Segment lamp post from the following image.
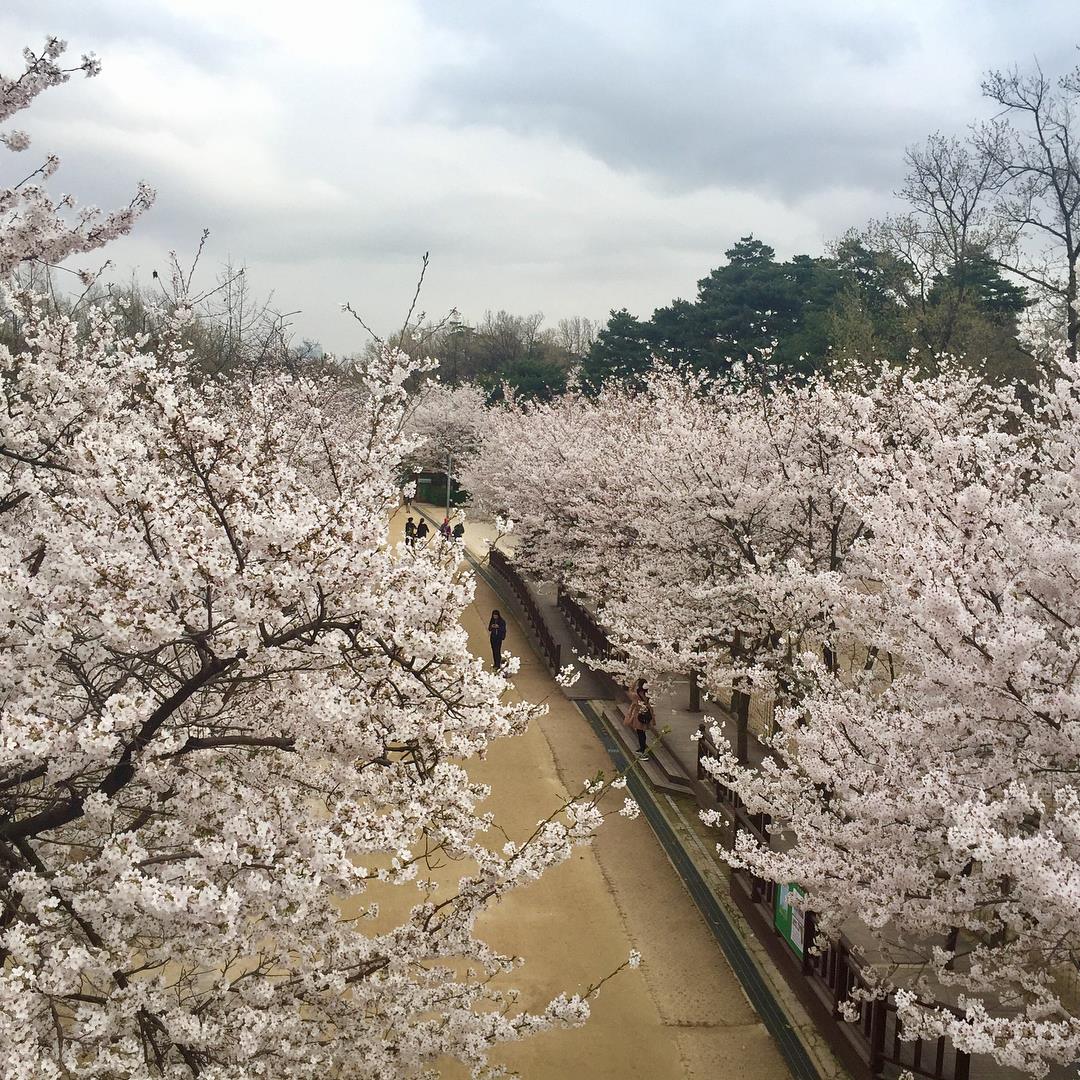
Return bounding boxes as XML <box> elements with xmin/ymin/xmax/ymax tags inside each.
<box><xmin>446</xmin><ymin>450</ymin><xmax>452</xmax><ymax>521</ymax></box>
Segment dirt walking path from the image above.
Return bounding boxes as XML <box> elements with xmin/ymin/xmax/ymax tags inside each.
<box><xmin>420</xmin><ymin>520</ymin><xmax>788</xmax><ymax>1079</ymax></box>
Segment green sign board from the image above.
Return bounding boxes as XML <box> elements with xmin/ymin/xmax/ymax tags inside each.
<box><xmin>774</xmin><ymin>883</ymin><xmax>808</xmax><ymax>958</ymax></box>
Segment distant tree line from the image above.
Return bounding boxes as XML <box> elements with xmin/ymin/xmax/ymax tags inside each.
<box><xmin>581</xmin><ymin>232</ymin><xmax>1034</xmax><ymax>390</ymax></box>
<box><xmin>419</xmin><ymin>51</ymin><xmax>1079</xmax><ymax>398</ymax></box>
<box><xmin>584</xmin><ymin>54</ymin><xmax>1080</xmax><ymax>392</ymax></box>
<box><xmin>392</xmin><ymin>311</ymin><xmax>599</xmax><ymax>400</ymax></box>
<box><xmin>3</xmin><ymin>248</ymin><xmax>332</xmax><ymax>383</ymax></box>
<box><xmin>19</xmin><ymin>51</ymin><xmax>1074</xmax><ymax>404</ymax></box>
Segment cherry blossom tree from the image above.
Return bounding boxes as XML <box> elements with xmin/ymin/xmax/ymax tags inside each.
<box><xmin>1</xmin><ymin>38</ymin><xmax>627</xmax><ymax>1079</ymax></box>
<box><xmin>402</xmin><ymin>379</ymin><xmax>489</xmax><ymax>479</ymax></box>
<box><xmin>471</xmin><ymin>351</ymin><xmax>1080</xmax><ymax>1075</ymax></box>
<box><xmin>1</xmin><ymin>37</ymin><xmax>153</xmax><ymax>284</ymax></box>
<box><xmin>709</xmin><ymin>357</ymin><xmax>1080</xmax><ymax>1077</ymax></box>
<box><xmin>464</xmin><ymin>387</ymin><xmax>616</xmax><ymax>580</ymax></box>
<box><xmin>467</xmin><ymin>366</ymin><xmax>888</xmax><ymax>741</ymax></box>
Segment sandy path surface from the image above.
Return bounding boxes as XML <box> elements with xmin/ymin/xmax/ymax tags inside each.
<box><xmin>401</xmin><ymin>514</ymin><xmax>787</xmax><ymax>1079</ymax></box>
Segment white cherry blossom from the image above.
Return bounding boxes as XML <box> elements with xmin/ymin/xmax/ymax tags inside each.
<box><xmin>0</xmin><ymin>37</ymin><xmax>625</xmax><ymax>1080</ymax></box>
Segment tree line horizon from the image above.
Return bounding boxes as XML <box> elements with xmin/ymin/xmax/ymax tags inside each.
<box><xmin>394</xmin><ymin>50</ymin><xmax>1079</xmax><ymax>399</ymax></box>
<box><xmin>11</xmin><ymin>50</ymin><xmax>1075</xmax><ymax>403</ymax></box>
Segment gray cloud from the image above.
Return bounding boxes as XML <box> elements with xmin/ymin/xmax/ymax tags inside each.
<box><xmin>413</xmin><ymin>3</ymin><xmax>922</xmax><ymax>198</ymax></box>
<box><xmin>415</xmin><ymin>1</ymin><xmax>1077</xmax><ymax>199</ymax></box>
<box><xmin>3</xmin><ymin>1</ymin><xmax>1079</xmax><ymax>351</ymax></box>
<box><xmin>3</xmin><ymin>0</ymin><xmax>240</xmax><ymax>73</ymax></box>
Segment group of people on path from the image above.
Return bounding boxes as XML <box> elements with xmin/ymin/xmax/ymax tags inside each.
<box><xmin>403</xmin><ymin>510</ymin><xmax>654</xmax><ymax>753</ymax></box>
<box><xmin>403</xmin><ymin>516</ymin><xmax>429</xmax><ymax>546</ymax></box>
<box><xmin>402</xmin><ymin>510</ymin><xmax>507</xmax><ymax>673</ymax></box>
<box><xmin>404</xmin><ymin>514</ymin><xmax>464</xmax><ymax>547</ymax></box>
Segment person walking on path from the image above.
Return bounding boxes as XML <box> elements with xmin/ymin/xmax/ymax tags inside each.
<box><xmin>404</xmin><ymin>517</ymin><xmax>416</xmax><ymax>547</ymax></box>
<box><xmin>488</xmin><ymin>609</ymin><xmax>507</xmax><ymax>670</ymax></box>
<box><xmin>415</xmin><ymin>519</ymin><xmax>430</xmax><ymax>545</ymax></box>
<box><xmin>452</xmin><ymin>521</ymin><xmax>465</xmax><ymax>540</ymax></box>
<box><xmin>623</xmin><ymin>678</ymin><xmax>655</xmax><ymax>754</ymax></box>
<box><xmin>440</xmin><ymin>515</ymin><xmax>452</xmax><ymax>539</ymax></box>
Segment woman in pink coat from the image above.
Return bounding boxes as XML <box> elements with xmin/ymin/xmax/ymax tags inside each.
<box><xmin>623</xmin><ymin>678</ymin><xmax>655</xmax><ymax>754</ymax></box>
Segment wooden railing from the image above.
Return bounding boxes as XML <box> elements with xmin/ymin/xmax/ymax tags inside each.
<box><xmin>698</xmin><ymin>725</ymin><xmax>973</xmax><ymax>1080</ymax></box>
<box><xmin>555</xmin><ymin>585</ymin><xmax>625</xmax><ymax>664</ymax></box>
<box><xmin>488</xmin><ymin>547</ymin><xmax>561</xmax><ymax>672</ymax></box>
<box><xmin>696</xmin><ymin>724</ymin><xmax>770</xmax><ymax>838</ymax></box>
<box><xmin>797</xmin><ymin>925</ymin><xmax>971</xmax><ymax>1080</ymax></box>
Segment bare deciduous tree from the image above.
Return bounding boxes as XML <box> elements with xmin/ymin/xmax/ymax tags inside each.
<box><xmin>899</xmin><ymin>57</ymin><xmax>1080</xmax><ymax>364</ymax></box>
<box><xmin>979</xmin><ymin>61</ymin><xmax>1080</xmax><ymax>361</ymax></box>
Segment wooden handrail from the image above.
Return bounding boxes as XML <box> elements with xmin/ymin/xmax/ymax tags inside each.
<box><xmin>556</xmin><ymin>585</ymin><xmax>627</xmax><ymax>666</ymax></box>
<box><xmin>488</xmin><ymin>548</ymin><xmax>561</xmax><ymax>671</ymax></box>
<box><xmin>699</xmin><ymin>722</ymin><xmax>973</xmax><ymax>1080</ymax></box>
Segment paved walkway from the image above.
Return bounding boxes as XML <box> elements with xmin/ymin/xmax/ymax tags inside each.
<box><xmin>419</xmin><ymin>507</ymin><xmax>731</xmax><ymax>794</ymax></box>
<box><xmin>395</xmin><ymin>506</ymin><xmax>791</xmax><ymax>1079</ymax></box>
<box><xmin>418</xmin><ymin>506</ymin><xmax>1067</xmax><ymax>1080</ymax></box>
<box><xmin>406</xmin><ymin>506</ymin><xmax>617</xmax><ymax>701</ymax></box>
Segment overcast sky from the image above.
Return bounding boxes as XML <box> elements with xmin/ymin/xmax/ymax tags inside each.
<box><xmin>4</xmin><ymin>1</ymin><xmax>1078</xmax><ymax>354</ymax></box>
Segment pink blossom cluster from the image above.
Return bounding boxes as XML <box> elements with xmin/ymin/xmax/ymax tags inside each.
<box><xmin>1</xmin><ymin>37</ymin><xmax>153</xmax><ymax>281</ymax></box>
<box><xmin>466</xmin><ymin>359</ymin><xmax>1080</xmax><ymax>1076</ymax></box>
<box><xmin>0</xmin><ymin>37</ymin><xmax>629</xmax><ymax>1079</ymax></box>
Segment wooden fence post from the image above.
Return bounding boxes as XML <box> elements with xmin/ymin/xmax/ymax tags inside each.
<box><xmin>868</xmin><ymin>998</ymin><xmax>886</xmax><ymax>1076</ymax></box>
<box><xmin>833</xmin><ymin>952</ymin><xmax>848</xmax><ymax>1019</ymax></box>
<box><xmin>801</xmin><ymin>912</ymin><xmax>815</xmax><ymax>975</ymax></box>
<box><xmin>954</xmin><ymin>1050</ymin><xmax>971</xmax><ymax>1080</ymax></box>
<box><xmin>734</xmin><ymin>687</ymin><xmax>750</xmax><ymax>765</ymax></box>
<box><xmin>689</xmin><ymin>669</ymin><xmax>701</xmax><ymax>712</ymax></box>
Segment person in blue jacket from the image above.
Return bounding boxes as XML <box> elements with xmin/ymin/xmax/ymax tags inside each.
<box><xmin>488</xmin><ymin>609</ymin><xmax>507</xmax><ymax>669</ymax></box>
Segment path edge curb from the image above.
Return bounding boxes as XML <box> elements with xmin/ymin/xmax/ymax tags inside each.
<box><xmin>419</xmin><ymin>505</ymin><xmax>838</xmax><ymax>1080</ymax></box>
<box><xmin>575</xmin><ymin>699</ymin><xmax>825</xmax><ymax>1080</ymax></box>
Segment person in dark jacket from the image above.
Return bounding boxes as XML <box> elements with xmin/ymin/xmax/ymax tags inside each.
<box><xmin>488</xmin><ymin>609</ymin><xmax>507</xmax><ymax>670</ymax></box>
<box><xmin>452</xmin><ymin>521</ymin><xmax>465</xmax><ymax>540</ymax></box>
<box><xmin>415</xmin><ymin>519</ymin><xmax>430</xmax><ymax>544</ymax></box>
<box><xmin>404</xmin><ymin>517</ymin><xmax>416</xmax><ymax>546</ymax></box>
